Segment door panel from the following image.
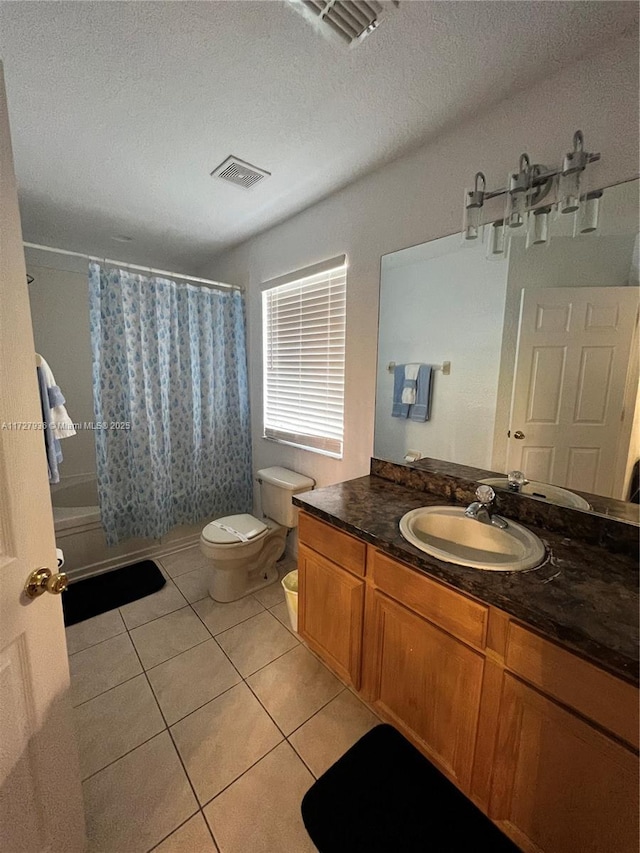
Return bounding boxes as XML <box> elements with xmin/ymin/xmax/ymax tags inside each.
<box><xmin>0</xmin><ymin>63</ymin><xmax>86</xmax><ymax>852</ymax></box>
<box><xmin>298</xmin><ymin>544</ymin><xmax>365</xmax><ymax>688</ymax></box>
<box><xmin>491</xmin><ymin>674</ymin><xmax>639</xmax><ymax>853</ymax></box>
<box><xmin>508</xmin><ymin>286</ymin><xmax>639</xmax><ymax>497</ymax></box>
<box><xmin>363</xmin><ymin>589</ymin><xmax>484</xmax><ymax>792</ymax></box>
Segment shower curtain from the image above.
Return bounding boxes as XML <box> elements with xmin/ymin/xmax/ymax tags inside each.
<box><xmin>89</xmin><ymin>263</ymin><xmax>252</xmax><ymax>545</ymax></box>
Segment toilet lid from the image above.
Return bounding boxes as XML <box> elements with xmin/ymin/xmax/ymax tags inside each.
<box><xmin>202</xmin><ymin>513</ymin><xmax>268</xmax><ymax>545</ymax></box>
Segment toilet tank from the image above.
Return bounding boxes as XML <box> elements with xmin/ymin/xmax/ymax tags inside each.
<box><xmin>257</xmin><ymin>467</ymin><xmax>315</xmax><ymax>528</ymax></box>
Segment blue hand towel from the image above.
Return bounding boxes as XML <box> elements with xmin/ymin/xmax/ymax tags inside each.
<box><xmin>392</xmin><ymin>364</ymin><xmax>410</xmax><ymax>418</ymax></box>
<box><xmin>37</xmin><ymin>365</ymin><xmax>62</xmax><ymax>484</ymax></box>
<box><xmin>409</xmin><ymin>364</ymin><xmax>433</xmax><ymax>422</ymax></box>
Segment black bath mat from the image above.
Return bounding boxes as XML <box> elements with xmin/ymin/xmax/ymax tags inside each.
<box><xmin>301</xmin><ymin>724</ymin><xmax>520</xmax><ymax>853</ymax></box>
<box><xmin>62</xmin><ymin>560</ymin><xmax>166</xmax><ymax>627</ymax></box>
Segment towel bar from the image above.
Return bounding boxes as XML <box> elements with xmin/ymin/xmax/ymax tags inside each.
<box><xmin>387</xmin><ymin>361</ymin><xmax>450</xmax><ymax>375</ymax></box>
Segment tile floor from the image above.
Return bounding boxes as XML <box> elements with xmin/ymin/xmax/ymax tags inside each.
<box><xmin>67</xmin><ymin>546</ymin><xmax>380</xmax><ymax>853</ymax></box>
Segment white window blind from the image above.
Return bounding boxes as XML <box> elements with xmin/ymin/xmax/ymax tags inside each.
<box><xmin>262</xmin><ymin>261</ymin><xmax>346</xmax><ymax>457</ymax></box>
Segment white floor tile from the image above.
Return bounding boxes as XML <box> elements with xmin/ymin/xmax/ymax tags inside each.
<box><xmin>171</xmin><ymin>682</ymin><xmax>282</xmax><ymax>805</ymax></box>
<box><xmin>204</xmin><ymin>742</ymin><xmax>315</xmax><ymax>853</ymax></box>
<box><xmin>147</xmin><ymin>638</ymin><xmax>241</xmax><ymax>725</ymax></box>
<box><xmin>192</xmin><ymin>595</ymin><xmax>264</xmax><ymax>636</ymax></box>
<box><xmin>130</xmin><ymin>606</ymin><xmax>210</xmax><ymax>669</ymax></box>
<box><xmin>152</xmin><ymin>813</ymin><xmax>218</xmax><ymax>852</ymax></box>
<box><xmin>216</xmin><ymin>611</ymin><xmax>298</xmax><ymax>677</ymax></box>
<box><xmin>269</xmin><ymin>600</ymin><xmax>297</xmax><ymax>635</ymax></box>
<box><xmin>160</xmin><ymin>547</ymin><xmax>211</xmax><ymax>578</ymax></box>
<box><xmin>247</xmin><ymin>645</ymin><xmax>343</xmax><ymax>735</ymax></box>
<box><xmin>65</xmin><ymin>609</ymin><xmax>126</xmax><ymax>655</ymax></box>
<box><xmin>120</xmin><ymin>580</ymin><xmax>187</xmax><ymax>630</ymax></box>
<box><xmin>173</xmin><ymin>567</ymin><xmax>210</xmax><ymax>603</ymax></box>
<box><xmin>69</xmin><ymin>633</ymin><xmax>142</xmax><ymax>707</ymax></box>
<box><xmin>252</xmin><ymin>577</ymin><xmax>285</xmax><ymax>609</ymax></box>
<box><xmin>74</xmin><ymin>674</ymin><xmax>165</xmax><ymax>779</ymax></box>
<box><xmin>288</xmin><ymin>689</ymin><xmax>379</xmax><ymax>777</ymax></box>
<box><xmin>83</xmin><ymin>731</ymin><xmax>197</xmax><ymax>853</ymax></box>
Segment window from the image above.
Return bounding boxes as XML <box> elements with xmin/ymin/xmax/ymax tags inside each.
<box><xmin>262</xmin><ymin>256</ymin><xmax>346</xmax><ymax>457</ymax></box>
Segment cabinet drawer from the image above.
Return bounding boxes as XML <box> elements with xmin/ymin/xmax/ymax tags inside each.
<box><xmin>505</xmin><ymin>622</ymin><xmax>639</xmax><ymax>749</ymax></box>
<box><xmin>298</xmin><ymin>512</ymin><xmax>366</xmax><ymax>577</ymax></box>
<box><xmin>370</xmin><ymin>549</ymin><xmax>488</xmax><ymax>649</ymax></box>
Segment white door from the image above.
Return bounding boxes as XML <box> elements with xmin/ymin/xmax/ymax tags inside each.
<box><xmin>0</xmin><ymin>64</ymin><xmax>86</xmax><ymax>851</ymax></box>
<box><xmin>507</xmin><ymin>286</ymin><xmax>639</xmax><ymax>498</ymax></box>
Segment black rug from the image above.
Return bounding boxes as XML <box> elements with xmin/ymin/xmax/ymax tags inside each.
<box><xmin>301</xmin><ymin>724</ymin><xmax>520</xmax><ymax>853</ymax></box>
<box><xmin>62</xmin><ymin>560</ymin><xmax>166</xmax><ymax>627</ymax></box>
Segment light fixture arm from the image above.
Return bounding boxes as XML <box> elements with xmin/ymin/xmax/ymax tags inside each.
<box><xmin>478</xmin><ymin>131</ymin><xmax>600</xmax><ymax>203</ymax></box>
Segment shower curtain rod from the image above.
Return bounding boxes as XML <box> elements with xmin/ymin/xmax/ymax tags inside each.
<box><xmin>23</xmin><ymin>242</ymin><xmax>242</xmax><ymax>292</ymax></box>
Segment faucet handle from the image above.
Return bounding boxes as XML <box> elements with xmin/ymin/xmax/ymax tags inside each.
<box><xmin>507</xmin><ymin>470</ymin><xmax>528</xmax><ymax>489</ymax></box>
<box><xmin>475</xmin><ymin>484</ymin><xmax>495</xmax><ymax>505</ymax></box>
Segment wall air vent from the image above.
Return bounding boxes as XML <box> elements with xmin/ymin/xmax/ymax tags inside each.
<box><xmin>287</xmin><ymin>0</ymin><xmax>399</xmax><ymax>47</ymax></box>
<box><xmin>210</xmin><ymin>156</ymin><xmax>271</xmax><ymax>190</ymax></box>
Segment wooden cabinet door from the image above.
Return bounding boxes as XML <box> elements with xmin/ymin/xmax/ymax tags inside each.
<box><xmin>363</xmin><ymin>589</ymin><xmax>484</xmax><ymax>792</ymax></box>
<box><xmin>490</xmin><ymin>673</ymin><xmax>639</xmax><ymax>853</ymax></box>
<box><xmin>298</xmin><ymin>544</ymin><xmax>365</xmax><ymax>688</ymax></box>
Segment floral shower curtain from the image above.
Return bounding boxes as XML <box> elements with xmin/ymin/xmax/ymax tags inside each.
<box><xmin>89</xmin><ymin>263</ymin><xmax>252</xmax><ymax>545</ymax></box>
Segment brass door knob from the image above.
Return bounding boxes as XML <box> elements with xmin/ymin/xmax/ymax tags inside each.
<box><xmin>514</xmin><ymin>431</ymin><xmax>526</xmax><ymax>440</ymax></box>
<box><xmin>25</xmin><ymin>567</ymin><xmax>69</xmax><ymax>599</ymax></box>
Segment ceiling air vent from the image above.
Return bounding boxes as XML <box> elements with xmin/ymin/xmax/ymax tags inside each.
<box><xmin>288</xmin><ymin>0</ymin><xmax>399</xmax><ymax>47</ymax></box>
<box><xmin>210</xmin><ymin>156</ymin><xmax>271</xmax><ymax>190</ymax></box>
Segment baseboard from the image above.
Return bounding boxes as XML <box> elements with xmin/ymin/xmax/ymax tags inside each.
<box><xmin>65</xmin><ymin>532</ymin><xmax>201</xmax><ymax>582</ymax></box>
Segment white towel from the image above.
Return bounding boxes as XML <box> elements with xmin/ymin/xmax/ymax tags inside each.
<box><xmin>39</xmin><ymin>357</ymin><xmax>76</xmax><ymax>440</ymax></box>
<box><xmin>401</xmin><ymin>363</ymin><xmax>420</xmax><ymax>404</ymax></box>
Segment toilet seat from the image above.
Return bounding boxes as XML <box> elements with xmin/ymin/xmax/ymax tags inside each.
<box><xmin>201</xmin><ymin>513</ymin><xmax>268</xmax><ymax>547</ymax></box>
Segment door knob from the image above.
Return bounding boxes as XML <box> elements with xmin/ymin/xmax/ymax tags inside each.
<box><xmin>514</xmin><ymin>431</ymin><xmax>526</xmax><ymax>440</ymax></box>
<box><xmin>25</xmin><ymin>567</ymin><xmax>69</xmax><ymax>599</ymax></box>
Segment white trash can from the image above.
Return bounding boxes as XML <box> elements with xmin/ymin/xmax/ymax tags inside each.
<box><xmin>281</xmin><ymin>570</ymin><xmax>299</xmax><ymax>633</ymax></box>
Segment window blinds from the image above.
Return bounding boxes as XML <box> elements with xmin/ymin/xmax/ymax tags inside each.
<box><xmin>262</xmin><ymin>263</ymin><xmax>346</xmax><ymax>457</ymax></box>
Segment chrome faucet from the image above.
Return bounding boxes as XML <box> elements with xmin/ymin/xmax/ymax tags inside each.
<box><xmin>507</xmin><ymin>470</ymin><xmax>529</xmax><ymax>493</ymax></box>
<box><xmin>465</xmin><ymin>485</ymin><xmax>508</xmax><ymax>529</ymax></box>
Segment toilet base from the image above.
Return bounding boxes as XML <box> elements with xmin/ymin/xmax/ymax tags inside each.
<box><xmin>209</xmin><ymin>562</ymin><xmax>280</xmax><ymax>603</ymax></box>
<box><xmin>205</xmin><ymin>523</ymin><xmax>288</xmax><ymax>603</ymax></box>
<box><xmin>243</xmin><ymin>564</ymin><xmax>279</xmax><ymax>599</ymax></box>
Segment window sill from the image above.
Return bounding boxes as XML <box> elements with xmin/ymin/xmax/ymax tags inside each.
<box><xmin>262</xmin><ymin>435</ymin><xmax>343</xmax><ymax>460</ymax></box>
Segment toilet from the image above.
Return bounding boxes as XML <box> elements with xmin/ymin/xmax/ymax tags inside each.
<box><xmin>200</xmin><ymin>466</ymin><xmax>315</xmax><ymax>602</ymax></box>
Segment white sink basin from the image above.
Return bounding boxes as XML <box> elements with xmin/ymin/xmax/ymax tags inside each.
<box><xmin>478</xmin><ymin>478</ymin><xmax>591</xmax><ymax>511</ymax></box>
<box><xmin>399</xmin><ymin>506</ymin><xmax>546</xmax><ymax>572</ymax></box>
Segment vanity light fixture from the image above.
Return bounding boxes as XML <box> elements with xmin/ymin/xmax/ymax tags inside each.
<box><xmin>486</xmin><ymin>218</ymin><xmax>506</xmax><ymax>259</ymax></box>
<box><xmin>461</xmin><ymin>130</ymin><xmax>600</xmax><ymax>253</ymax></box>
<box><xmin>557</xmin><ymin>130</ymin><xmax>590</xmax><ymax>215</ymax></box>
<box><xmin>575</xmin><ymin>189</ymin><xmax>603</xmax><ymax>235</ymax></box>
<box><xmin>526</xmin><ymin>205</ymin><xmax>552</xmax><ymax>248</ymax></box>
<box><xmin>462</xmin><ymin>171</ymin><xmax>486</xmax><ymax>241</ymax></box>
<box><xmin>505</xmin><ymin>154</ymin><xmax>531</xmax><ymax>230</ymax></box>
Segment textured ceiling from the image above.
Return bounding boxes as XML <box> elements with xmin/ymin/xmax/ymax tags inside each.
<box><xmin>0</xmin><ymin>1</ymin><xmax>637</xmax><ymax>273</ymax></box>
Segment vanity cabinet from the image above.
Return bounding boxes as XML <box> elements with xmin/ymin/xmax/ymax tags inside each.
<box><xmin>490</xmin><ymin>673</ymin><xmax>638</xmax><ymax>853</ymax></box>
<box><xmin>363</xmin><ymin>588</ymin><xmax>484</xmax><ymax>792</ymax></box>
<box><xmin>297</xmin><ymin>513</ymin><xmax>366</xmax><ymax>688</ymax></box>
<box><xmin>297</xmin><ymin>511</ymin><xmax>639</xmax><ymax>853</ymax></box>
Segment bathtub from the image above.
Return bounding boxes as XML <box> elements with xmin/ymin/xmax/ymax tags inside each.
<box><xmin>51</xmin><ymin>475</ymin><xmax>100</xmax><ymax>531</ymax></box>
<box><xmin>51</xmin><ymin>474</ymin><xmax>203</xmax><ymax>581</ymax></box>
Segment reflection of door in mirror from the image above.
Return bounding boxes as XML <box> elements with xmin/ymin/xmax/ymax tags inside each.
<box><xmin>506</xmin><ymin>287</ymin><xmax>639</xmax><ymax>500</ymax></box>
<box><xmin>375</xmin><ymin>177</ymin><xmax>640</xmax><ymax>514</ymax></box>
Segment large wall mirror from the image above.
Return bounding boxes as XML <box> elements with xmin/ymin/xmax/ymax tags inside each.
<box><xmin>375</xmin><ymin>178</ymin><xmax>639</xmax><ymax>521</ymax></box>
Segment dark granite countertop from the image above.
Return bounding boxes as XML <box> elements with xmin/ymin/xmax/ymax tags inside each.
<box><xmin>294</xmin><ymin>475</ymin><xmax>639</xmax><ymax>686</ymax></box>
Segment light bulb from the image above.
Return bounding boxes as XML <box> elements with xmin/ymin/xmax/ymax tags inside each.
<box><xmin>574</xmin><ymin>190</ymin><xmax>603</xmax><ymax>235</ymax></box>
<box><xmin>486</xmin><ymin>219</ymin><xmax>507</xmax><ymax>259</ymax></box>
<box><xmin>526</xmin><ymin>206</ymin><xmax>551</xmax><ymax>248</ymax></box>
<box><xmin>462</xmin><ymin>172</ymin><xmax>486</xmax><ymax>242</ymax></box>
